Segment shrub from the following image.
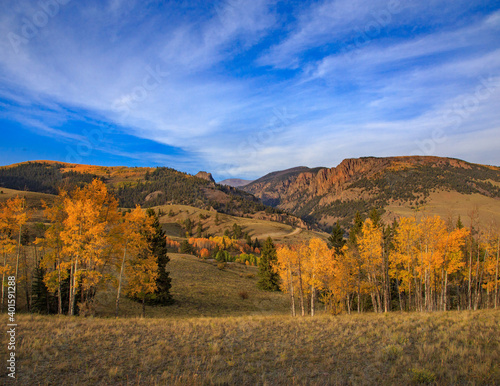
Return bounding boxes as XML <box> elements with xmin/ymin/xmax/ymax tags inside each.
<box><xmin>217</xmin><ymin>262</ymin><xmax>226</xmax><ymax>270</ymax></box>
<box><xmin>410</xmin><ymin>368</ymin><xmax>436</xmax><ymax>384</ymax></box>
<box><xmin>238</xmin><ymin>291</ymin><xmax>249</xmax><ymax>300</ymax></box>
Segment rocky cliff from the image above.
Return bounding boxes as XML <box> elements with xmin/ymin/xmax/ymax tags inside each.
<box><xmin>243</xmin><ymin>156</ymin><xmax>500</xmax><ymax>229</ymax></box>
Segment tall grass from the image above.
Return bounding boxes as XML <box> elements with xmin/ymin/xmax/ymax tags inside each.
<box><xmin>2</xmin><ymin>310</ymin><xmax>498</xmax><ymax>385</ymax></box>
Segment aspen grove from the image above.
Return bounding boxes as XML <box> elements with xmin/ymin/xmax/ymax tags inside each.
<box><xmin>274</xmin><ymin>213</ymin><xmax>499</xmax><ymax>315</ymax></box>
<box><xmin>0</xmin><ymin>180</ymin><xmax>167</xmax><ymax>316</ymax></box>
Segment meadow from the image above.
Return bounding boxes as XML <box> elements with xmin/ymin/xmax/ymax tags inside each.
<box><xmin>2</xmin><ymin>253</ymin><xmax>499</xmax><ymax>385</ymax></box>
<box><xmin>3</xmin><ymin>310</ymin><xmax>499</xmax><ymax>385</ymax></box>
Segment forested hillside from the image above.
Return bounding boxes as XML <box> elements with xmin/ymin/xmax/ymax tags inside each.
<box><xmin>0</xmin><ymin>162</ymin><xmax>103</xmax><ymax>194</ymax></box>
<box><xmin>0</xmin><ymin>161</ymin><xmax>302</xmax><ymax>224</ymax></box>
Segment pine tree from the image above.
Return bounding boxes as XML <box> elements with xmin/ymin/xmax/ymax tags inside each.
<box><xmin>31</xmin><ymin>265</ymin><xmax>51</xmax><ymax>314</ymax></box>
<box><xmin>348</xmin><ymin>211</ymin><xmax>364</xmax><ymax>245</ymax></box>
<box><xmin>369</xmin><ymin>208</ymin><xmax>382</xmax><ymax>228</ymax></box>
<box><xmin>328</xmin><ymin>221</ymin><xmax>346</xmax><ymax>254</ymax></box>
<box><xmin>196</xmin><ymin>223</ymin><xmax>203</xmax><ymax>238</ymax></box>
<box><xmin>145</xmin><ymin>209</ymin><xmax>172</xmax><ymax>305</ymax></box>
<box><xmin>257</xmin><ymin>237</ymin><xmax>280</xmax><ymax>291</ymax></box>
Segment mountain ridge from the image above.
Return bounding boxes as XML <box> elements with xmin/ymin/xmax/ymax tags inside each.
<box><xmin>242</xmin><ymin>156</ymin><xmax>500</xmax><ymax>229</ymax></box>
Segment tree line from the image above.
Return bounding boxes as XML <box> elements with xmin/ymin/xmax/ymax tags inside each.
<box><xmin>269</xmin><ymin>210</ymin><xmax>499</xmax><ymax>315</ymax></box>
<box><xmin>0</xmin><ymin>179</ymin><xmax>171</xmax><ymax>317</ymax></box>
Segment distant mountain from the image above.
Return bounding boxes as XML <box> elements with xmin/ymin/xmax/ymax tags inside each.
<box><xmin>0</xmin><ymin>161</ymin><xmax>306</xmax><ymax>228</ymax></box>
<box><xmin>219</xmin><ymin>178</ymin><xmax>254</xmax><ymax>188</ymax></box>
<box><xmin>243</xmin><ymin>156</ymin><xmax>500</xmax><ymax>230</ymax></box>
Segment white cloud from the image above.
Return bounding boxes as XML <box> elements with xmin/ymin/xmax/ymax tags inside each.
<box><xmin>0</xmin><ymin>0</ymin><xmax>499</xmax><ymax>179</ymax></box>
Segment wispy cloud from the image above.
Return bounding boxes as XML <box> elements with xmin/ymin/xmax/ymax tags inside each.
<box><xmin>0</xmin><ymin>0</ymin><xmax>499</xmax><ymax>179</ymax></box>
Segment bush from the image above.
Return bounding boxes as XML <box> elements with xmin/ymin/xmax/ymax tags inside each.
<box><xmin>410</xmin><ymin>368</ymin><xmax>436</xmax><ymax>384</ymax></box>
<box><xmin>217</xmin><ymin>262</ymin><xmax>226</xmax><ymax>270</ymax></box>
<box><xmin>238</xmin><ymin>291</ymin><xmax>249</xmax><ymax>300</ymax></box>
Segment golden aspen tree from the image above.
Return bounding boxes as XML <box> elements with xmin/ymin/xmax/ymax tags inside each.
<box><xmin>339</xmin><ymin>244</ymin><xmax>361</xmax><ymax>314</ymax></box>
<box><xmin>321</xmin><ymin>246</ymin><xmax>353</xmax><ymax>315</ymax></box>
<box><xmin>274</xmin><ymin>245</ymin><xmax>297</xmax><ymax>316</ymax></box>
<box><xmin>417</xmin><ymin>216</ymin><xmax>447</xmax><ymax>311</ymax></box>
<box><xmin>305</xmin><ymin>238</ymin><xmax>330</xmax><ymax>317</ymax></box>
<box><xmin>359</xmin><ymin>219</ymin><xmax>384</xmax><ymax>312</ymax></box>
<box><xmin>441</xmin><ymin>227</ymin><xmax>468</xmax><ymax>310</ymax></box>
<box><xmin>61</xmin><ymin>179</ymin><xmax>119</xmax><ymax>315</ymax></box>
<box><xmin>126</xmin><ymin>252</ymin><xmax>158</xmax><ymax>317</ymax></box>
<box><xmin>479</xmin><ymin>226</ymin><xmax>498</xmax><ymax>309</ymax></box>
<box><xmin>37</xmin><ymin>196</ymin><xmax>68</xmax><ymax>314</ymax></box>
<box><xmin>4</xmin><ymin>196</ymin><xmax>29</xmax><ymax>283</ymax></box>
<box><xmin>115</xmin><ymin>206</ymin><xmax>153</xmax><ymax>317</ymax></box>
<box><xmin>0</xmin><ymin>202</ymin><xmax>16</xmax><ymax>313</ymax></box>
<box><xmin>389</xmin><ymin>217</ymin><xmax>420</xmax><ymax>311</ymax></box>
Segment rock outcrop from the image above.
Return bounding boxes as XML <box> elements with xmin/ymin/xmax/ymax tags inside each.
<box><xmin>195</xmin><ymin>171</ymin><xmax>215</xmax><ymax>183</ymax></box>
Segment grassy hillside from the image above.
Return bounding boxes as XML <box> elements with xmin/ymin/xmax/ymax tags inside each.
<box><xmin>154</xmin><ymin>204</ymin><xmax>328</xmax><ymax>245</ymax></box>
<box><xmin>6</xmin><ymin>310</ymin><xmax>499</xmax><ymax>384</ymax></box>
<box><xmin>384</xmin><ymin>190</ymin><xmax>500</xmax><ymax>226</ymax></box>
<box><xmin>95</xmin><ymin>253</ymin><xmax>291</xmax><ymax>318</ymax></box>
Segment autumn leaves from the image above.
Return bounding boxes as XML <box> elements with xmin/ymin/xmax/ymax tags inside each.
<box><xmin>0</xmin><ymin>180</ymin><xmax>161</xmax><ymax>317</ymax></box>
<box><xmin>275</xmin><ymin>215</ymin><xmax>499</xmax><ymax>315</ymax></box>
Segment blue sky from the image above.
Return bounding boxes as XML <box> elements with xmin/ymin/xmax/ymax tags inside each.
<box><xmin>1</xmin><ymin>0</ymin><xmax>499</xmax><ymax>181</ymax></box>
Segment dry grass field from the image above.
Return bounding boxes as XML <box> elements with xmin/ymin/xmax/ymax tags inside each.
<box><xmin>2</xmin><ymin>310</ymin><xmax>498</xmax><ymax>385</ymax></box>
<box><xmin>2</xmin><ymin>253</ymin><xmax>499</xmax><ymax>385</ymax></box>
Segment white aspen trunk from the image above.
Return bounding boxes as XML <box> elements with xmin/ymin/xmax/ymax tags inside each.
<box><xmin>115</xmin><ymin>242</ymin><xmax>127</xmax><ymax>317</ymax></box>
<box><xmin>15</xmin><ymin>224</ymin><xmax>22</xmax><ymax>281</ymax></box>
<box><xmin>297</xmin><ymin>254</ymin><xmax>305</xmax><ymax>316</ymax></box>
<box><xmin>70</xmin><ymin>258</ymin><xmax>78</xmax><ymax>316</ymax></box>
<box><xmin>396</xmin><ymin>277</ymin><xmax>403</xmax><ymax>312</ymax></box>
<box><xmin>474</xmin><ymin>250</ymin><xmax>485</xmax><ymax>310</ymax></box>
<box><xmin>287</xmin><ymin>260</ymin><xmax>296</xmax><ymax>317</ymax></box>
<box><xmin>68</xmin><ymin>259</ymin><xmax>74</xmax><ymax>316</ymax></box>
<box><xmin>443</xmin><ymin>271</ymin><xmax>448</xmax><ymax>311</ymax></box>
<box><xmin>495</xmin><ymin>238</ymin><xmax>499</xmax><ymax>309</ymax></box>
<box><xmin>473</xmin><ymin>249</ymin><xmax>481</xmax><ymax>311</ymax></box>
<box><xmin>408</xmin><ymin>262</ymin><xmax>412</xmax><ymax>312</ymax></box>
<box><xmin>310</xmin><ymin>286</ymin><xmax>315</xmax><ymax>317</ymax></box>
<box><xmin>57</xmin><ymin>257</ymin><xmax>62</xmax><ymax>315</ymax></box>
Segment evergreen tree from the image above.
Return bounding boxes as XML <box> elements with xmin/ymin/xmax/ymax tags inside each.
<box><xmin>348</xmin><ymin>211</ymin><xmax>364</xmax><ymax>245</ymax></box>
<box><xmin>31</xmin><ymin>263</ymin><xmax>51</xmax><ymax>314</ymax></box>
<box><xmin>180</xmin><ymin>240</ymin><xmax>192</xmax><ymax>254</ymax></box>
<box><xmin>196</xmin><ymin>222</ymin><xmax>203</xmax><ymax>238</ymax></box>
<box><xmin>328</xmin><ymin>221</ymin><xmax>346</xmax><ymax>254</ymax></box>
<box><xmin>232</xmin><ymin>223</ymin><xmax>243</xmax><ymax>239</ymax></box>
<box><xmin>245</xmin><ymin>233</ymin><xmax>252</xmax><ymax>247</ymax></box>
<box><xmin>144</xmin><ymin>209</ymin><xmax>173</xmax><ymax>305</ymax></box>
<box><xmin>369</xmin><ymin>208</ymin><xmax>382</xmax><ymax>228</ymax></box>
<box><xmin>257</xmin><ymin>237</ymin><xmax>280</xmax><ymax>291</ymax></box>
